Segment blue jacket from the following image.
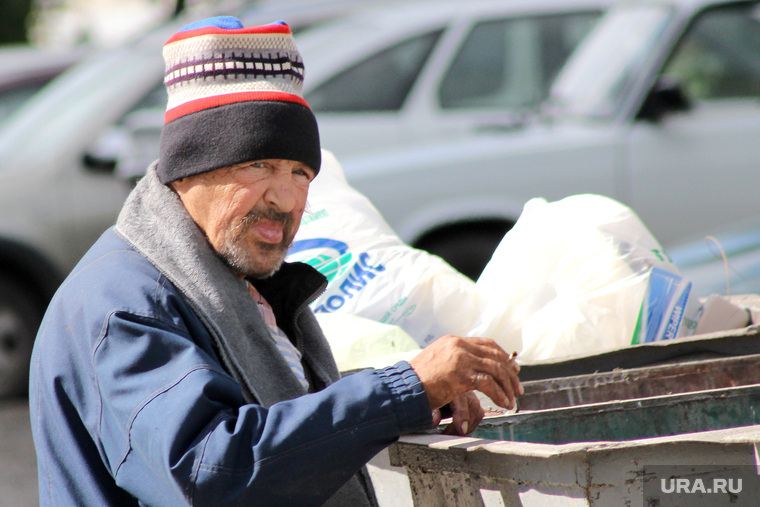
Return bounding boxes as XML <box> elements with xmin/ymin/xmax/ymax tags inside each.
<box><xmin>29</xmin><ymin>229</ymin><xmax>433</xmax><ymax>506</ymax></box>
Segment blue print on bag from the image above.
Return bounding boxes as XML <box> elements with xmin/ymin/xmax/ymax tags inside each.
<box><xmin>288</xmin><ymin>238</ymin><xmax>386</xmax><ymax>312</ymax></box>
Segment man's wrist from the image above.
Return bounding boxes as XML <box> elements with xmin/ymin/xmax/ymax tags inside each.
<box><xmin>375</xmin><ymin>361</ymin><xmax>433</xmax><ymax>433</ymax></box>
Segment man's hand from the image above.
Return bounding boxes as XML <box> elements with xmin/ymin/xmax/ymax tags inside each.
<box><xmin>409</xmin><ymin>335</ymin><xmax>522</xmax><ymax>432</ymax></box>
<box><xmin>433</xmin><ymin>391</ymin><xmax>484</xmax><ymax>436</ymax></box>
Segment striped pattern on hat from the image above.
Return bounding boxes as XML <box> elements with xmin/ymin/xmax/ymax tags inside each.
<box><xmin>157</xmin><ymin>17</ymin><xmax>321</xmax><ymax>184</ymax></box>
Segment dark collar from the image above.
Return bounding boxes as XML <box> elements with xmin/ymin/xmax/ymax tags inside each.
<box><xmin>249</xmin><ymin>261</ymin><xmax>327</xmax><ymax>339</ymax></box>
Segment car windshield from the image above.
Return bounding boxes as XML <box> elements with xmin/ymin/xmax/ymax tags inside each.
<box><xmin>548</xmin><ymin>3</ymin><xmax>675</xmax><ymax>120</ymax></box>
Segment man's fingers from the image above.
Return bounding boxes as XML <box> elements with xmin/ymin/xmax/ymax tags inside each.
<box><xmin>410</xmin><ymin>335</ymin><xmax>523</xmax><ymax>412</ymax></box>
<box><xmin>451</xmin><ymin>393</ymin><xmax>471</xmax><ymax>435</ymax></box>
<box><xmin>513</xmin><ymin>371</ymin><xmax>524</xmax><ymax>397</ymax></box>
<box><xmin>442</xmin><ymin>392</ymin><xmax>484</xmax><ymax>435</ymax></box>
<box><xmin>432</xmin><ymin>408</ymin><xmax>442</xmax><ymax>427</ymax></box>
<box><xmin>467</xmin><ymin>391</ymin><xmax>485</xmax><ymax>429</ymax></box>
<box><xmin>471</xmin><ymin>355</ymin><xmax>522</xmax><ymax>410</ymax></box>
<box><xmin>473</xmin><ymin>371</ymin><xmax>513</xmax><ymax>410</ymax></box>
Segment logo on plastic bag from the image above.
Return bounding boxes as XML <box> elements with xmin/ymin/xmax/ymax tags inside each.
<box><xmin>288</xmin><ymin>238</ymin><xmax>386</xmax><ymax>313</ymax></box>
<box><xmin>289</xmin><ymin>238</ymin><xmax>353</xmax><ymax>283</ymax></box>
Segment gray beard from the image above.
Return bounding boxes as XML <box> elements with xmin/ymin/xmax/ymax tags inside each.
<box><xmin>216</xmin><ymin>207</ymin><xmax>294</xmax><ymax>279</ymax></box>
<box><xmin>217</xmin><ymin>240</ymin><xmax>288</xmax><ymax>279</ymax></box>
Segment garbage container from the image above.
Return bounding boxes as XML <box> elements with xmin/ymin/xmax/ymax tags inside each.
<box><xmin>390</xmin><ymin>323</ymin><xmax>760</xmax><ymax>506</ymax></box>
<box><xmin>391</xmin><ymin>426</ymin><xmax>760</xmax><ymax>506</ymax></box>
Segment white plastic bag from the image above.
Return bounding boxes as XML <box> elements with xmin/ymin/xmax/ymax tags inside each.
<box><xmin>469</xmin><ymin>195</ymin><xmax>695</xmax><ymax>361</ymax></box>
<box><xmin>286</xmin><ymin>150</ymin><xmax>486</xmax><ymax>348</ymax></box>
<box><xmin>314</xmin><ymin>313</ymin><xmax>421</xmax><ymax>372</ymax></box>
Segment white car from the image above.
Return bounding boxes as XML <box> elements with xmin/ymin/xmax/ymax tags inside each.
<box><xmin>337</xmin><ymin>0</ymin><xmax>760</xmax><ymax>279</ymax></box>
<box><xmin>298</xmin><ymin>0</ymin><xmax>608</xmax><ymax>160</ymax></box>
<box><xmin>0</xmin><ymin>0</ymin><xmax>610</xmax><ymax>397</ymax></box>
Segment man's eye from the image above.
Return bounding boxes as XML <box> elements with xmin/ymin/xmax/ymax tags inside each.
<box><xmin>250</xmin><ymin>162</ymin><xmax>266</xmax><ymax>169</ymax></box>
<box><xmin>294</xmin><ymin>168</ymin><xmax>313</xmax><ymax>180</ymax></box>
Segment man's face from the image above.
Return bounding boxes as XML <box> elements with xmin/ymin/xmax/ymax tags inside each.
<box><xmin>171</xmin><ymin>159</ymin><xmax>315</xmax><ymax>278</ymax></box>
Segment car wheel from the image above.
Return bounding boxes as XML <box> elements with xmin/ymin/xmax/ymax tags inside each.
<box><xmin>0</xmin><ymin>278</ymin><xmax>43</xmax><ymax>398</ymax></box>
<box><xmin>419</xmin><ymin>229</ymin><xmax>506</xmax><ymax>281</ymax></box>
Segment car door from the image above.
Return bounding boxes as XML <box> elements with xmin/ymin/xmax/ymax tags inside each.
<box><xmin>307</xmin><ymin>8</ymin><xmax>603</xmax><ymax>162</ymax></box>
<box><xmin>420</xmin><ymin>11</ymin><xmax>601</xmax><ymax>142</ymax></box>
<box><xmin>625</xmin><ymin>1</ymin><xmax>760</xmax><ymax>246</ymax></box>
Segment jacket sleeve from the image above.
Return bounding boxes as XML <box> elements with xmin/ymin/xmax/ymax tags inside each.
<box><xmin>93</xmin><ymin>310</ymin><xmax>433</xmax><ymax>506</ymax></box>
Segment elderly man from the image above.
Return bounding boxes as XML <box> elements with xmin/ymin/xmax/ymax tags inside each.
<box><xmin>29</xmin><ymin>16</ymin><xmax>521</xmax><ymax>506</ymax></box>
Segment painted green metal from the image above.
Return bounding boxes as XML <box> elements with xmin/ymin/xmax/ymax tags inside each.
<box><xmin>474</xmin><ymin>383</ymin><xmax>760</xmax><ymax>444</ymax></box>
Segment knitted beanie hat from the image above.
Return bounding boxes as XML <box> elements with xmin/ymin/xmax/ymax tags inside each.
<box><xmin>157</xmin><ymin>16</ymin><xmax>321</xmax><ymax>184</ymax></box>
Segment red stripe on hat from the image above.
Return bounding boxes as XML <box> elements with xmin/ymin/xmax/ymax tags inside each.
<box><xmin>164</xmin><ymin>91</ymin><xmax>310</xmax><ymax>124</ymax></box>
<box><xmin>165</xmin><ymin>23</ymin><xmax>291</xmax><ymax>45</ymax></box>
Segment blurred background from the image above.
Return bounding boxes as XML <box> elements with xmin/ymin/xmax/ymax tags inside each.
<box><xmin>9</xmin><ymin>0</ymin><xmax>239</xmax><ymax>47</ymax></box>
<box><xmin>1</xmin><ymin>0</ymin><xmax>759</xmax><ymax>504</ymax></box>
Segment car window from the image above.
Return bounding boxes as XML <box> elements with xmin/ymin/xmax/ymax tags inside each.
<box><xmin>439</xmin><ymin>12</ymin><xmax>600</xmax><ymax>111</ymax></box>
<box><xmin>549</xmin><ymin>4</ymin><xmax>674</xmax><ymax>120</ymax></box>
<box><xmin>306</xmin><ymin>30</ymin><xmax>443</xmax><ymax>112</ymax></box>
<box><xmin>661</xmin><ymin>2</ymin><xmax>760</xmax><ymax>101</ymax></box>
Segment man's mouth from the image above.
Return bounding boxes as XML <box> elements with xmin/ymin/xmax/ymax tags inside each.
<box><xmin>253</xmin><ymin>220</ymin><xmax>284</xmax><ymax>244</ymax></box>
<box><xmin>238</xmin><ymin>207</ymin><xmax>293</xmax><ymax>246</ymax></box>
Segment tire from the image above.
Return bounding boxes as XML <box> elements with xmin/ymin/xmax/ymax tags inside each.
<box><xmin>0</xmin><ymin>278</ymin><xmax>43</xmax><ymax>399</ymax></box>
<box><xmin>419</xmin><ymin>229</ymin><xmax>506</xmax><ymax>281</ymax></box>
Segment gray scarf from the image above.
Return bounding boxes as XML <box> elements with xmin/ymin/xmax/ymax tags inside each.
<box><xmin>114</xmin><ymin>164</ymin><xmax>376</xmax><ymax>506</ymax></box>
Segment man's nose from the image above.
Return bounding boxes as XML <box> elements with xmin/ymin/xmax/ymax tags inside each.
<box><xmin>263</xmin><ymin>174</ymin><xmax>298</xmax><ymax>211</ymax></box>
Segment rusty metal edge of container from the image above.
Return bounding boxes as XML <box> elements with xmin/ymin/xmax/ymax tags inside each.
<box><xmin>518</xmin><ymin>325</ymin><xmax>760</xmax><ymax>382</ymax></box>
<box><xmin>517</xmin><ymin>353</ymin><xmax>760</xmax><ymax>411</ymax></box>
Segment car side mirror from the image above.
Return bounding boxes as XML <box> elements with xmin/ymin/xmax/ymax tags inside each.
<box><xmin>82</xmin><ymin>127</ymin><xmax>124</xmax><ymax>173</ymax></box>
<box><xmin>637</xmin><ymin>75</ymin><xmax>691</xmax><ymax>122</ymax></box>
<box><xmin>82</xmin><ymin>109</ymin><xmax>164</xmax><ymax>182</ymax></box>
<box><xmin>112</xmin><ymin>109</ymin><xmax>164</xmax><ymax>184</ymax></box>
